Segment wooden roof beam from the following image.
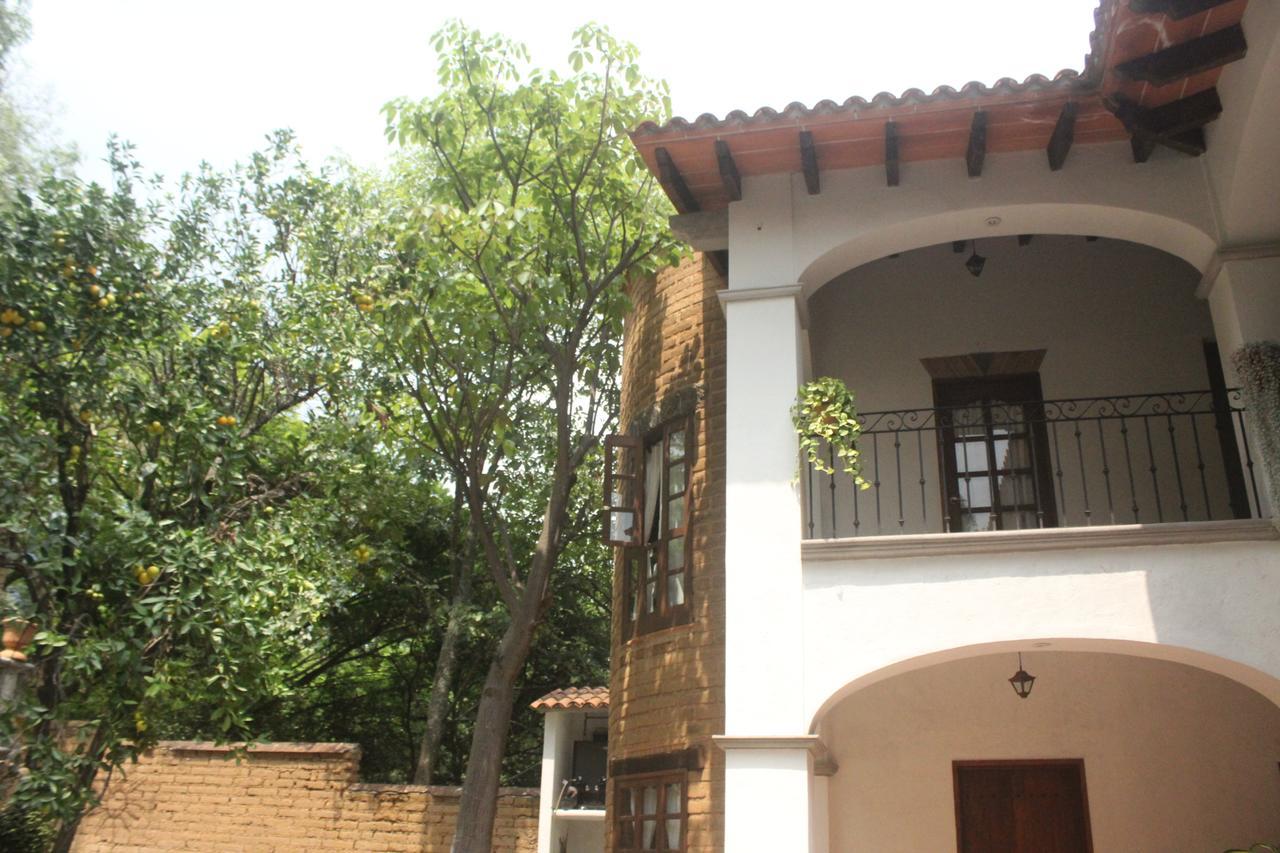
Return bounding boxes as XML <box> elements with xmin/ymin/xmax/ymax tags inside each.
<box><xmin>799</xmin><ymin>131</ymin><xmax>820</xmax><ymax>195</ymax></box>
<box><xmin>885</xmin><ymin>121</ymin><xmax>901</xmax><ymax>187</ymax></box>
<box><xmin>1109</xmin><ymin>88</ymin><xmax>1221</xmax><ymax>160</ymax></box>
<box><xmin>714</xmin><ymin>140</ymin><xmax>742</xmax><ymax>203</ymax></box>
<box><xmin>1130</xmin><ymin>0</ymin><xmax>1234</xmax><ymax>21</ymax></box>
<box><xmin>966</xmin><ymin>111</ymin><xmax>988</xmax><ymax>178</ymax></box>
<box><xmin>1114</xmin><ymin>23</ymin><xmax>1246</xmax><ymax>86</ymax></box>
<box><xmin>655</xmin><ymin>147</ymin><xmax>700</xmax><ymax>214</ymax></box>
<box><xmin>1047</xmin><ymin>102</ymin><xmax>1078</xmax><ymax>172</ymax></box>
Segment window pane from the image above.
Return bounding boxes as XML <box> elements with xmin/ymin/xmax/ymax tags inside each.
<box><xmin>621</xmin><ymin>788</ymin><xmax>635</xmax><ymax>816</ymax></box>
<box><xmin>1000</xmin><ymin>509</ymin><xmax>1039</xmax><ymax>530</ymax></box>
<box><xmin>960</xmin><ymin>511</ymin><xmax>992</xmax><ymax>532</ymax></box>
<box><xmin>643</xmin><ymin>786</ymin><xmax>658</xmax><ymax>815</ymax></box>
<box><xmin>668</xmin><ymin>429</ymin><xmax>685</xmax><ymax>461</ymax></box>
<box><xmin>665</xmin><ymin>783</ymin><xmax>681</xmax><ymax>814</ymax></box>
<box><xmin>643</xmin><ymin>820</ymin><xmax>657</xmax><ymax>849</ymax></box>
<box><xmin>956</xmin><ymin>476</ymin><xmax>991</xmax><ymax>510</ymax></box>
<box><xmin>611</xmin><ymin>510</ymin><xmax>636</xmax><ymax>542</ymax></box>
<box><xmin>668</xmin><ymin>462</ymin><xmax>686</xmax><ymax>496</ymax></box>
<box><xmin>667</xmin><ymin>572</ymin><xmax>685</xmax><ymax>608</ymax></box>
<box><xmin>668</xmin><ymin>496</ymin><xmax>684</xmax><ymax>531</ymax></box>
<box><xmin>619</xmin><ymin>820</ymin><xmax>635</xmax><ymax>847</ymax></box>
<box><xmin>646</xmin><ymin>582</ymin><xmax>656</xmax><ymax>614</ymax></box>
<box><xmin>995</xmin><ymin>472</ymin><xmax>1034</xmax><ymax>508</ymax></box>
<box><xmin>955</xmin><ymin>441</ymin><xmax>988</xmax><ymax>473</ymax></box>
<box><xmin>667</xmin><ymin>537</ymin><xmax>684</xmax><ymax>572</ymax></box>
<box><xmin>665</xmin><ymin>819</ymin><xmax>682</xmax><ymax>850</ymax></box>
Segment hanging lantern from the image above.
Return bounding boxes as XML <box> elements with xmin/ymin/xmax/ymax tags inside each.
<box><xmin>1008</xmin><ymin>652</ymin><xmax>1035</xmax><ymax>699</ymax></box>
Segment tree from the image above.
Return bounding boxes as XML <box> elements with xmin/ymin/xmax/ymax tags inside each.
<box><xmin>0</xmin><ymin>135</ymin><xmax>362</xmax><ymax>850</ymax></box>
<box><xmin>362</xmin><ymin>22</ymin><xmax>680</xmax><ymax>849</ymax></box>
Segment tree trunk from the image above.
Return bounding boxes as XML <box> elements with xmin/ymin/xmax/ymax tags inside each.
<box><xmin>49</xmin><ymin>724</ymin><xmax>107</xmax><ymax>853</ymax></box>
<box><xmin>449</xmin><ymin>606</ymin><xmax>539</xmax><ymax>853</ymax></box>
<box><xmin>412</xmin><ymin>561</ymin><xmax>471</xmax><ymax>785</ymax></box>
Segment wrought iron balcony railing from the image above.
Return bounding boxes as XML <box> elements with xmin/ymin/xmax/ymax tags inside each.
<box><xmin>803</xmin><ymin>389</ymin><xmax>1260</xmax><ymax>539</ymax></box>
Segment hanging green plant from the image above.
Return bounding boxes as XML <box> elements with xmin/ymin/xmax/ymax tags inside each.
<box><xmin>792</xmin><ymin>376</ymin><xmax>870</xmax><ymax>489</ymax></box>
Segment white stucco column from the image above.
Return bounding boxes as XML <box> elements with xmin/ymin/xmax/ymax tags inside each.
<box><xmin>719</xmin><ymin>286</ymin><xmax>807</xmax><ymax>734</ymax></box>
<box><xmin>1205</xmin><ymin>253</ymin><xmax>1280</xmax><ymax>515</ymax></box>
<box><xmin>718</xmin><ymin>739</ymin><xmax>820</xmax><ymax>853</ymax></box>
<box><xmin>536</xmin><ymin>710</ymin><xmax>573</xmax><ymax>853</ymax></box>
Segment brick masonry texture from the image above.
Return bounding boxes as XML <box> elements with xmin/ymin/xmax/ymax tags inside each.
<box><xmin>72</xmin><ymin>742</ymin><xmax>538</xmax><ymax>852</ymax></box>
<box><xmin>609</xmin><ymin>254</ymin><xmax>727</xmax><ymax>852</ymax></box>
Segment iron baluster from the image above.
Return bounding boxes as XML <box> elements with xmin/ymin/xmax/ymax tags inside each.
<box><xmin>1119</xmin><ymin>414</ymin><xmax>1140</xmax><ymax>522</ymax></box>
<box><xmin>1143</xmin><ymin>416</ymin><xmax>1164</xmax><ymax>523</ymax></box>
<box><xmin>894</xmin><ymin>431</ymin><xmax>905</xmax><ymax>530</ymax></box>
<box><xmin>1189</xmin><ymin>413</ymin><xmax>1212</xmax><ymax>520</ymax></box>
<box><xmin>1073</xmin><ymin>420</ymin><xmax>1092</xmax><ymax>525</ymax></box>
<box><xmin>873</xmin><ymin>434</ymin><xmax>883</xmax><ymax>534</ymax></box>
<box><xmin>828</xmin><ymin>444</ymin><xmax>837</xmax><ymax>537</ymax></box>
<box><xmin>1167</xmin><ymin>414</ymin><xmax>1189</xmax><ymax>521</ymax></box>
<box><xmin>917</xmin><ymin>430</ymin><xmax>928</xmax><ymax>528</ymax></box>
<box><xmin>1095</xmin><ymin>418</ymin><xmax>1116</xmax><ymax>525</ymax></box>
<box><xmin>1026</xmin><ymin>407</ymin><xmax>1047</xmax><ymax>528</ymax></box>
<box><xmin>806</xmin><ymin>458</ymin><xmax>815</xmax><ymax>538</ymax></box>
<box><xmin>1050</xmin><ymin>421</ymin><xmax>1068</xmax><ymax>526</ymax></box>
<box><xmin>1235</xmin><ymin>409</ymin><xmax>1262</xmax><ymax>515</ymax></box>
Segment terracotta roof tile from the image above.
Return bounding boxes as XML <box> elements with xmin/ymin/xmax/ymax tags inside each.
<box><xmin>530</xmin><ymin>686</ymin><xmax>609</xmax><ymax>711</ymax></box>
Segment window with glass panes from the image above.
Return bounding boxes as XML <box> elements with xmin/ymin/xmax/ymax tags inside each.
<box><xmin>604</xmin><ymin>418</ymin><xmax>692</xmax><ymax>637</ymax></box>
<box><xmin>615</xmin><ymin>773</ymin><xmax>685</xmax><ymax>852</ymax></box>
<box><xmin>934</xmin><ymin>374</ymin><xmax>1057</xmax><ymax>532</ymax></box>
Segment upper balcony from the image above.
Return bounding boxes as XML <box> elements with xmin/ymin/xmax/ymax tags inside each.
<box><xmin>797</xmin><ymin>234</ymin><xmax>1266</xmax><ymax>544</ymax></box>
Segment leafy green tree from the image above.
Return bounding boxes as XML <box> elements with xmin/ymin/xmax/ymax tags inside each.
<box><xmin>361</xmin><ymin>21</ymin><xmax>680</xmax><ymax>849</ymax></box>
<box><xmin>0</xmin><ymin>135</ymin><xmax>364</xmax><ymax>850</ymax></box>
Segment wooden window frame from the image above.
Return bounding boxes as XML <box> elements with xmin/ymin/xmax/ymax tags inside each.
<box><xmin>616</xmin><ymin>416</ymin><xmax>693</xmax><ymax>639</ymax></box>
<box><xmin>934</xmin><ymin>373</ymin><xmax>1058</xmax><ymax>532</ymax></box>
<box><xmin>614</xmin><ymin>770</ymin><xmax>687</xmax><ymax>852</ymax></box>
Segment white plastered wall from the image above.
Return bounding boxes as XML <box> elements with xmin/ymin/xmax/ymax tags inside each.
<box><xmin>820</xmin><ymin>651</ymin><xmax>1280</xmax><ymax>853</ymax></box>
<box><xmin>802</xmin><ymin>537</ymin><xmax>1280</xmax><ymax>727</ymax></box>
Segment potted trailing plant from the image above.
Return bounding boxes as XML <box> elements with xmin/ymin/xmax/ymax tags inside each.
<box><xmin>792</xmin><ymin>376</ymin><xmax>870</xmax><ymax>489</ymax></box>
<box><xmin>1</xmin><ymin>617</ymin><xmax>37</xmax><ymax>662</ymax></box>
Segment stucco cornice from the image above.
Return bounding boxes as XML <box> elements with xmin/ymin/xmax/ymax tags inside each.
<box><xmin>802</xmin><ymin>518</ymin><xmax>1279</xmax><ymax>562</ymax></box>
<box><xmin>712</xmin><ymin>735</ymin><xmax>838</xmax><ymax>776</ymax></box>
<box><xmin>1196</xmin><ymin>241</ymin><xmax>1280</xmax><ymax>299</ymax></box>
<box><xmin>716</xmin><ymin>284</ymin><xmax>809</xmax><ymax>329</ymax></box>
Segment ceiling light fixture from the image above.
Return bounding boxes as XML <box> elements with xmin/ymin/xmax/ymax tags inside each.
<box><xmin>965</xmin><ymin>241</ymin><xmax>986</xmax><ymax>277</ymax></box>
<box><xmin>1008</xmin><ymin>652</ymin><xmax>1036</xmax><ymax>699</ymax></box>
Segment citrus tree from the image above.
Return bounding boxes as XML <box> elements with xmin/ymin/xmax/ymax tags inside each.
<box><xmin>360</xmin><ymin>22</ymin><xmax>680</xmax><ymax>849</ymax></box>
<box><xmin>0</xmin><ymin>136</ymin><xmax>372</xmax><ymax>850</ymax></box>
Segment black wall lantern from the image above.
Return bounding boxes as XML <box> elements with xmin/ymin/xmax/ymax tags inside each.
<box><xmin>1008</xmin><ymin>652</ymin><xmax>1035</xmax><ymax>699</ymax></box>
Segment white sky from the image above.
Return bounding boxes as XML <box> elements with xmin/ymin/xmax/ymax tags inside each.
<box><xmin>19</xmin><ymin>0</ymin><xmax>1100</xmax><ymax>185</ymax></box>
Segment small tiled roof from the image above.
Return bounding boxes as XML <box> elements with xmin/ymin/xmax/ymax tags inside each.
<box><xmin>530</xmin><ymin>686</ymin><xmax>609</xmax><ymax>711</ymax></box>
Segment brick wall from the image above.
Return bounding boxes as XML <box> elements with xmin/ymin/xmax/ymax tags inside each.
<box><xmin>72</xmin><ymin>741</ymin><xmax>538</xmax><ymax>852</ymax></box>
<box><xmin>609</xmin><ymin>253</ymin><xmax>726</xmax><ymax>851</ymax></box>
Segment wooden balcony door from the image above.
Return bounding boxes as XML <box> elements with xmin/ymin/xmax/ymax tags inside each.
<box><xmin>954</xmin><ymin>760</ymin><xmax>1093</xmax><ymax>853</ymax></box>
<box><xmin>934</xmin><ymin>373</ymin><xmax>1058</xmax><ymax>532</ymax></box>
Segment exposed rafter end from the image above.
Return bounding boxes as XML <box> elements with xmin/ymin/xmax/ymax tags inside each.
<box><xmin>714</xmin><ymin>140</ymin><xmax>742</xmax><ymax>203</ymax></box>
<box><xmin>966</xmin><ymin>111</ymin><xmax>988</xmax><ymax>178</ymax></box>
<box><xmin>1047</xmin><ymin>102</ymin><xmax>1078</xmax><ymax>172</ymax></box>
<box><xmin>1130</xmin><ymin>0</ymin><xmax>1235</xmax><ymax>21</ymax></box>
<box><xmin>885</xmin><ymin>121</ymin><xmax>901</xmax><ymax>187</ymax></box>
<box><xmin>1114</xmin><ymin>23</ymin><xmax>1246</xmax><ymax>87</ymax></box>
<box><xmin>655</xmin><ymin>147</ymin><xmax>700</xmax><ymax>214</ymax></box>
<box><xmin>1108</xmin><ymin>88</ymin><xmax>1220</xmax><ymax>161</ymax></box>
<box><xmin>799</xmin><ymin>131</ymin><xmax>820</xmax><ymax>195</ymax></box>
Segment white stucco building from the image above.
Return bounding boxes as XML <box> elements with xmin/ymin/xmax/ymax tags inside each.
<box><xmin>594</xmin><ymin>1</ymin><xmax>1280</xmax><ymax>851</ymax></box>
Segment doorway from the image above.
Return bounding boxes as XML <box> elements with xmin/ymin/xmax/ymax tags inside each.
<box><xmin>953</xmin><ymin>760</ymin><xmax>1093</xmax><ymax>853</ymax></box>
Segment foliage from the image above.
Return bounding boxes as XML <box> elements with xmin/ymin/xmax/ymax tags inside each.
<box><xmin>0</xmin><ymin>134</ymin><xmax>371</xmax><ymax>839</ymax></box>
<box><xmin>792</xmin><ymin>376</ymin><xmax>870</xmax><ymax>486</ymax></box>
<box><xmin>0</xmin><ymin>803</ymin><xmax>56</xmax><ymax>853</ymax></box>
<box><xmin>1231</xmin><ymin>341</ymin><xmax>1280</xmax><ymax>498</ymax></box>
<box><xmin>358</xmin><ymin>20</ymin><xmax>677</xmax><ymax>848</ymax></box>
<box><xmin>1225</xmin><ymin>846</ymin><xmax>1280</xmax><ymax>853</ymax></box>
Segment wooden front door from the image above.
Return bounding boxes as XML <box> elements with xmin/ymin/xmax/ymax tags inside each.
<box><xmin>954</xmin><ymin>761</ymin><xmax>1093</xmax><ymax>853</ymax></box>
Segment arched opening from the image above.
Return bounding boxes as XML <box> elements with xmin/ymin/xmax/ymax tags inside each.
<box><xmin>799</xmin><ymin>234</ymin><xmax>1260</xmax><ymax>539</ymax></box>
<box><xmin>811</xmin><ymin>643</ymin><xmax>1280</xmax><ymax>852</ymax></box>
